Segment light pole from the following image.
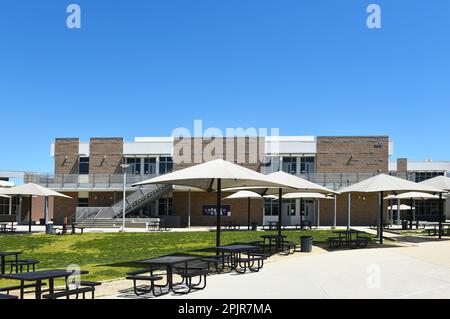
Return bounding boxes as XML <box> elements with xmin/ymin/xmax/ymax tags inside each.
<box><xmin>120</xmin><ymin>164</ymin><xmax>130</xmax><ymax>232</ymax></box>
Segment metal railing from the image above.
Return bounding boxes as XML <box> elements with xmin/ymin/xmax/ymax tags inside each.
<box><xmin>24</xmin><ymin>173</ymin><xmax>157</xmax><ymax>189</ymax></box>
<box><xmin>26</xmin><ymin>171</ymin><xmax>419</xmax><ymax>191</ymax></box>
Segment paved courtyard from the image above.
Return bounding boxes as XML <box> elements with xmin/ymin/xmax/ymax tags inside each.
<box><xmin>104</xmin><ymin>238</ymin><xmax>450</xmax><ymax>299</ymax></box>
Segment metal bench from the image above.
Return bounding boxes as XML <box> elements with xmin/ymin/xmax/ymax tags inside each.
<box><xmin>235</xmin><ymin>256</ymin><xmax>265</xmax><ymax>274</ymax></box>
<box><xmin>280</xmin><ymin>242</ymin><xmax>297</xmax><ymax>255</ymax></box>
<box><xmin>327</xmin><ymin>237</ymin><xmax>343</xmax><ymax>249</ymax></box>
<box><xmin>11</xmin><ymin>260</ymin><xmax>40</xmax><ymax>273</ymax></box>
<box><xmin>173</xmin><ymin>269</ymin><xmax>209</xmax><ymax>295</ymax></box>
<box><xmin>355</xmin><ymin>237</ymin><xmax>370</xmax><ymax>248</ymax></box>
<box><xmin>126</xmin><ymin>269</ymin><xmax>166</xmax><ymax>297</ymax></box>
<box><xmin>0</xmin><ymin>282</ymin><xmax>47</xmax><ymax>295</ymax></box>
<box><xmin>43</xmin><ymin>287</ymin><xmax>95</xmax><ymax>300</ymax></box>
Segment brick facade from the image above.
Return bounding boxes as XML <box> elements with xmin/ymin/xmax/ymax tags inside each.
<box><xmin>54</xmin><ymin>138</ymin><xmax>80</xmax><ymax>174</ymax></box>
<box><xmin>173</xmin><ymin>137</ymin><xmax>264</xmax><ymax>172</ymax></box>
<box><xmin>89</xmin><ymin>138</ymin><xmax>124</xmax><ymax>174</ymax></box>
<box><xmin>316</xmin><ymin>136</ymin><xmax>389</xmax><ymax>173</ymax></box>
<box><xmin>173</xmin><ymin>191</ymin><xmax>264</xmax><ymax>227</ymax></box>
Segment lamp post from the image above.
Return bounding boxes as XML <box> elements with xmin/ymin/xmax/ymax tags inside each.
<box><xmin>120</xmin><ymin>164</ymin><xmax>130</xmax><ymax>232</ymax></box>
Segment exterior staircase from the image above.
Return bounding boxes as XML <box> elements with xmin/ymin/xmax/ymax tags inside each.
<box><xmin>112</xmin><ymin>184</ymin><xmax>172</xmax><ymax>218</ymax></box>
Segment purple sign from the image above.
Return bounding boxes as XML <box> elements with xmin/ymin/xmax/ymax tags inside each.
<box><xmin>202</xmin><ymin>205</ymin><xmax>231</xmax><ymax>217</ymax></box>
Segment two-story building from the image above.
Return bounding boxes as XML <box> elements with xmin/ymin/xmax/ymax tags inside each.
<box><xmin>16</xmin><ymin>135</ymin><xmax>450</xmax><ymax>227</ymax></box>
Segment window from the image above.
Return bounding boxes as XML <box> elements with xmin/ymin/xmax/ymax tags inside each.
<box><xmin>282</xmin><ymin>157</ymin><xmax>297</xmax><ymax>175</ymax></box>
<box><xmin>0</xmin><ymin>196</ymin><xmax>19</xmax><ymax>215</ymax></box>
<box><xmin>79</xmin><ymin>157</ymin><xmax>89</xmax><ymax>175</ymax></box>
<box><xmin>300</xmin><ymin>157</ymin><xmax>315</xmax><ymax>174</ymax></box>
<box><xmin>261</xmin><ymin>156</ymin><xmax>280</xmax><ymax>174</ymax></box>
<box><xmin>159</xmin><ymin>157</ymin><xmax>173</xmax><ymax>174</ymax></box>
<box><xmin>414</xmin><ymin>172</ymin><xmax>444</xmax><ymax>183</ymax></box>
<box><xmin>287</xmin><ymin>200</ymin><xmax>296</xmax><ymax>216</ymax></box>
<box><xmin>264</xmin><ymin>199</ymin><xmax>279</xmax><ymax>216</ymax></box>
<box><xmin>144</xmin><ymin>158</ymin><xmax>157</xmax><ymax>175</ymax></box>
<box><xmin>126</xmin><ymin>158</ymin><xmax>141</xmax><ymax>175</ymax></box>
<box><xmin>415</xmin><ymin>200</ymin><xmax>441</xmax><ymax>221</ymax></box>
<box><xmin>78</xmin><ymin>198</ymin><xmax>89</xmax><ymax>207</ymax></box>
<box><xmin>158</xmin><ymin>197</ymin><xmax>173</xmax><ymax>216</ymax></box>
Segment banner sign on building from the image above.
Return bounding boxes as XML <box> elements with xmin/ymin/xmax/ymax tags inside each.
<box><xmin>202</xmin><ymin>205</ymin><xmax>231</xmax><ymax>217</ymax></box>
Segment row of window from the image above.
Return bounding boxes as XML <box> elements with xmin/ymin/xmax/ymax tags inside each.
<box><xmin>414</xmin><ymin>172</ymin><xmax>444</xmax><ymax>183</ymax></box>
<box><xmin>77</xmin><ymin>157</ymin><xmax>174</xmax><ymax>175</ymax></box>
<box><xmin>262</xmin><ymin>156</ymin><xmax>316</xmax><ymax>175</ymax></box>
<box><xmin>0</xmin><ymin>197</ymin><xmax>20</xmax><ymax>215</ymax></box>
<box><xmin>264</xmin><ymin>199</ymin><xmax>314</xmax><ymax>216</ymax></box>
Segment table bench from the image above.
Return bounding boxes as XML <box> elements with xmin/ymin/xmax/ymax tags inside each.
<box><xmin>235</xmin><ymin>256</ymin><xmax>265</xmax><ymax>274</ymax></box>
<box><xmin>174</xmin><ymin>269</ymin><xmax>209</xmax><ymax>294</ymax></box>
<box><xmin>126</xmin><ymin>270</ymin><xmax>166</xmax><ymax>297</ymax></box>
<box><xmin>0</xmin><ymin>282</ymin><xmax>47</xmax><ymax>295</ymax></box>
<box><xmin>43</xmin><ymin>287</ymin><xmax>95</xmax><ymax>300</ymax></box>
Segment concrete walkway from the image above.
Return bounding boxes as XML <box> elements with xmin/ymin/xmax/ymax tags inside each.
<box><xmin>104</xmin><ymin>239</ymin><xmax>450</xmax><ymax>299</ymax></box>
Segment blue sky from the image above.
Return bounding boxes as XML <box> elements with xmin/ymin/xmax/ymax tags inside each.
<box><xmin>0</xmin><ymin>0</ymin><xmax>449</xmax><ymax>173</ymax></box>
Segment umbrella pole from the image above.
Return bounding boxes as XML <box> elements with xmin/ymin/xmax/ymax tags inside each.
<box><xmin>278</xmin><ymin>188</ymin><xmax>282</xmax><ymax>236</ymax></box>
<box><xmin>29</xmin><ymin>195</ymin><xmax>32</xmax><ymax>233</ymax></box>
<box><xmin>439</xmin><ymin>193</ymin><xmax>443</xmax><ymax>240</ymax></box>
<box><xmin>248</xmin><ymin>197</ymin><xmax>251</xmax><ymax>231</ymax></box>
<box><xmin>380</xmin><ymin>191</ymin><xmax>384</xmax><ymax>245</ymax></box>
<box><xmin>347</xmin><ymin>193</ymin><xmax>351</xmax><ymax>231</ymax></box>
<box><xmin>216</xmin><ymin>178</ymin><xmax>222</xmax><ymax>248</ymax></box>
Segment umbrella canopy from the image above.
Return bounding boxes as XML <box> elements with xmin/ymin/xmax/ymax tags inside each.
<box><xmin>384</xmin><ymin>192</ymin><xmax>439</xmax><ymax>200</ymax></box>
<box><xmin>339</xmin><ymin>174</ymin><xmax>443</xmax><ymax>194</ymax></box>
<box><xmin>388</xmin><ymin>204</ymin><xmax>413</xmax><ymax>211</ymax></box>
<box><xmin>133</xmin><ymin>159</ymin><xmax>286</xmax><ymax>190</ymax></box>
<box><xmin>420</xmin><ymin>176</ymin><xmax>450</xmax><ymax>192</ymax></box>
<box><xmin>0</xmin><ymin>183</ymin><xmax>72</xmax><ymax>198</ymax></box>
<box><xmin>340</xmin><ymin>174</ymin><xmax>444</xmax><ymax>244</ymax></box>
<box><xmin>223</xmin><ymin>190</ymin><xmax>262</xmax><ymax>200</ymax></box>
<box><xmin>225</xmin><ymin>171</ymin><xmax>337</xmax><ymax>195</ymax></box>
<box><xmin>0</xmin><ymin>194</ymin><xmax>10</xmax><ymax>198</ymax></box>
<box><xmin>133</xmin><ymin>159</ymin><xmax>290</xmax><ymax>247</ymax></box>
<box><xmin>0</xmin><ymin>183</ymin><xmax>71</xmax><ymax>233</ymax></box>
<box><xmin>283</xmin><ymin>192</ymin><xmax>334</xmax><ymax>200</ymax></box>
<box><xmin>0</xmin><ymin>180</ymin><xmax>15</xmax><ymax>188</ymax></box>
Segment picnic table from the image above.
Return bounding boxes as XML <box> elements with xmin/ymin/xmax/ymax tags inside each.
<box><xmin>0</xmin><ymin>269</ymin><xmax>88</xmax><ymax>299</ymax></box>
<box><xmin>0</xmin><ymin>252</ymin><xmax>22</xmax><ymax>275</ymax></box>
<box><xmin>425</xmin><ymin>222</ymin><xmax>450</xmax><ymax>236</ymax></box>
<box><xmin>260</xmin><ymin>235</ymin><xmax>287</xmax><ymax>252</ymax></box>
<box><xmin>263</xmin><ymin>221</ymin><xmax>279</xmax><ymax>231</ymax></box>
<box><xmin>216</xmin><ymin>245</ymin><xmax>259</xmax><ymax>270</ymax></box>
<box><xmin>137</xmin><ymin>255</ymin><xmax>200</xmax><ymax>293</ymax></box>
<box><xmin>332</xmin><ymin>230</ymin><xmax>365</xmax><ymax>248</ymax></box>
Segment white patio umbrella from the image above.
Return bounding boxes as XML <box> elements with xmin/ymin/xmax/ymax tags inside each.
<box><xmin>224</xmin><ymin>171</ymin><xmax>337</xmax><ymax>236</ymax></box>
<box><xmin>420</xmin><ymin>175</ymin><xmax>450</xmax><ymax>191</ymax></box>
<box><xmin>0</xmin><ymin>183</ymin><xmax>72</xmax><ymax>232</ymax></box>
<box><xmin>283</xmin><ymin>193</ymin><xmax>334</xmax><ymax>228</ymax></box>
<box><xmin>0</xmin><ymin>180</ymin><xmax>15</xmax><ymax>187</ymax></box>
<box><xmin>224</xmin><ymin>191</ymin><xmax>262</xmax><ymax>230</ymax></box>
<box><xmin>340</xmin><ymin>174</ymin><xmax>443</xmax><ymax>244</ymax></box>
<box><xmin>420</xmin><ymin>176</ymin><xmax>450</xmax><ymax>238</ymax></box>
<box><xmin>0</xmin><ymin>194</ymin><xmax>10</xmax><ymax>198</ymax></box>
<box><xmin>133</xmin><ymin>159</ymin><xmax>288</xmax><ymax>247</ymax></box>
<box><xmin>385</xmin><ymin>192</ymin><xmax>440</xmax><ymax>228</ymax></box>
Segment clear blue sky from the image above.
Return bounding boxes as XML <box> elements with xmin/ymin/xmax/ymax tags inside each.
<box><xmin>0</xmin><ymin>0</ymin><xmax>449</xmax><ymax>173</ymax></box>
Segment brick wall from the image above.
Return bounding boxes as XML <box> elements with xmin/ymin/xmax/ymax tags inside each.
<box><xmin>173</xmin><ymin>137</ymin><xmax>264</xmax><ymax>171</ymax></box>
<box><xmin>319</xmin><ymin>193</ymin><xmax>388</xmax><ymax>226</ymax></box>
<box><xmin>173</xmin><ymin>191</ymin><xmax>264</xmax><ymax>227</ymax></box>
<box><xmin>54</xmin><ymin>138</ymin><xmax>80</xmax><ymax>174</ymax></box>
<box><xmin>88</xmin><ymin>192</ymin><xmax>117</xmax><ymax>207</ymax></box>
<box><xmin>397</xmin><ymin>158</ymin><xmax>408</xmax><ymax>173</ymax></box>
<box><xmin>89</xmin><ymin>138</ymin><xmax>124</xmax><ymax>174</ymax></box>
<box><xmin>316</xmin><ymin>136</ymin><xmax>389</xmax><ymax>173</ymax></box>
<box><xmin>52</xmin><ymin>192</ymin><xmax>78</xmax><ymax>225</ymax></box>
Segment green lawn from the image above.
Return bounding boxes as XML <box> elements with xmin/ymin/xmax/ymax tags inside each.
<box><xmin>0</xmin><ymin>230</ymin><xmax>371</xmax><ymax>287</ymax></box>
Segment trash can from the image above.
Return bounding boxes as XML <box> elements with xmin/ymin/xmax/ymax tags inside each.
<box><xmin>300</xmin><ymin>236</ymin><xmax>313</xmax><ymax>253</ymax></box>
<box><xmin>39</xmin><ymin>218</ymin><xmax>45</xmax><ymax>225</ymax></box>
<box><xmin>251</xmin><ymin>223</ymin><xmax>258</xmax><ymax>231</ymax></box>
<box><xmin>401</xmin><ymin>220</ymin><xmax>408</xmax><ymax>230</ymax></box>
